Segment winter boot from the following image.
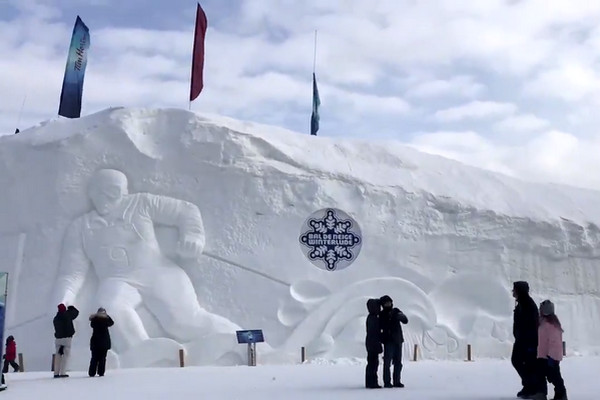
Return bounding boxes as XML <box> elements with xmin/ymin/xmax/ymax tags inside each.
<box><xmin>552</xmin><ymin>390</ymin><xmax>568</xmax><ymax>400</ymax></box>
<box><xmin>530</xmin><ymin>393</ymin><xmax>548</xmax><ymax>400</ymax></box>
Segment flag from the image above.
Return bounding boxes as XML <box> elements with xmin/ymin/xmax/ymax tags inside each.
<box><xmin>310</xmin><ymin>73</ymin><xmax>320</xmax><ymax>136</ymax></box>
<box><xmin>190</xmin><ymin>3</ymin><xmax>208</xmax><ymax>102</ymax></box>
<box><xmin>58</xmin><ymin>16</ymin><xmax>90</xmax><ymax>118</ymax></box>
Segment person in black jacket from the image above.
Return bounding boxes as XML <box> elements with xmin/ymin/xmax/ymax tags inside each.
<box><xmin>89</xmin><ymin>307</ymin><xmax>114</xmax><ymax>377</ymax></box>
<box><xmin>379</xmin><ymin>295</ymin><xmax>409</xmax><ymax>388</ymax></box>
<box><xmin>53</xmin><ymin>303</ymin><xmax>79</xmax><ymax>378</ymax></box>
<box><xmin>511</xmin><ymin>281</ymin><xmax>540</xmax><ymax>399</ymax></box>
<box><xmin>365</xmin><ymin>298</ymin><xmax>383</xmax><ymax>388</ymax></box>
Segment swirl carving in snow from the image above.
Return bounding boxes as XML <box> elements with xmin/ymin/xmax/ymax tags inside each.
<box><xmin>278</xmin><ymin>273</ymin><xmax>513</xmax><ymax>360</ymax></box>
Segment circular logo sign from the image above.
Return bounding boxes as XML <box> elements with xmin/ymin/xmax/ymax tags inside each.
<box><xmin>299</xmin><ymin>208</ymin><xmax>362</xmax><ymax>271</ymax></box>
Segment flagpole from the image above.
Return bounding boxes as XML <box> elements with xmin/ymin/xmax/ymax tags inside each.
<box><xmin>16</xmin><ymin>94</ymin><xmax>27</xmax><ymax>132</ymax></box>
<box><xmin>312</xmin><ymin>30</ymin><xmax>318</xmax><ymax>74</ymax></box>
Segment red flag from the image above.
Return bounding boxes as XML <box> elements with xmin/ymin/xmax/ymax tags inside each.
<box><xmin>190</xmin><ymin>3</ymin><xmax>208</xmax><ymax>102</ymax></box>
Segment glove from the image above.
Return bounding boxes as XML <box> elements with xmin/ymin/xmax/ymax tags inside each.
<box><xmin>58</xmin><ymin>345</ymin><xmax>64</xmax><ymax>355</ymax></box>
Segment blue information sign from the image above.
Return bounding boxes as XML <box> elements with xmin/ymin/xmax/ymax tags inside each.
<box><xmin>236</xmin><ymin>329</ymin><xmax>264</xmax><ymax>344</ymax></box>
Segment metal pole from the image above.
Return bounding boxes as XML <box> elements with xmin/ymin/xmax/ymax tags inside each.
<box><xmin>312</xmin><ymin>30</ymin><xmax>318</xmax><ymax>74</ymax></box>
<box><xmin>247</xmin><ymin>343</ymin><xmax>252</xmax><ymax>366</ymax></box>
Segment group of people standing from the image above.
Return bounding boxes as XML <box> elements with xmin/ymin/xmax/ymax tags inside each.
<box><xmin>512</xmin><ymin>281</ymin><xmax>568</xmax><ymax>400</ymax></box>
<box><xmin>52</xmin><ymin>304</ymin><xmax>114</xmax><ymax>378</ymax></box>
<box><xmin>363</xmin><ymin>282</ymin><xmax>568</xmax><ymax>400</ymax></box>
<box><xmin>365</xmin><ymin>294</ymin><xmax>409</xmax><ymax>389</ymax></box>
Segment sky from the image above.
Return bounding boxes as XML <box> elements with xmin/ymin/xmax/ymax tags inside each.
<box><xmin>2</xmin><ymin>0</ymin><xmax>600</xmax><ymax>190</ymax></box>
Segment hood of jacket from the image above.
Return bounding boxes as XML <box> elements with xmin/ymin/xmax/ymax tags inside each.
<box><xmin>367</xmin><ymin>298</ymin><xmax>381</xmax><ymax>315</ymax></box>
<box><xmin>513</xmin><ymin>281</ymin><xmax>530</xmax><ymax>300</ymax></box>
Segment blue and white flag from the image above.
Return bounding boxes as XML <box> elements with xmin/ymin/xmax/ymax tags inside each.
<box><xmin>310</xmin><ymin>73</ymin><xmax>320</xmax><ymax>136</ymax></box>
<box><xmin>58</xmin><ymin>16</ymin><xmax>90</xmax><ymax>118</ymax></box>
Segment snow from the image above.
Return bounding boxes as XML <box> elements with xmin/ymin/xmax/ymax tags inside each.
<box><xmin>2</xmin><ymin>357</ymin><xmax>599</xmax><ymax>399</ymax></box>
<box><xmin>1</xmin><ymin>107</ymin><xmax>600</xmax><ymax>372</ymax></box>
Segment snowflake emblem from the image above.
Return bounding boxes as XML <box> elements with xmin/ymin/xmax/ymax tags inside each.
<box><xmin>299</xmin><ymin>208</ymin><xmax>362</xmax><ymax>271</ymax></box>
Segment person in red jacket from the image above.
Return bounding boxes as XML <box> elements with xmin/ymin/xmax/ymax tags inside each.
<box><xmin>2</xmin><ymin>336</ymin><xmax>19</xmax><ymax>373</ymax></box>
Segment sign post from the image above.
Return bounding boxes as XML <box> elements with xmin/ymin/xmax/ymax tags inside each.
<box><xmin>236</xmin><ymin>330</ymin><xmax>264</xmax><ymax>367</ymax></box>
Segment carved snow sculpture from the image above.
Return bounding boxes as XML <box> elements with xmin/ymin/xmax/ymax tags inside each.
<box><xmin>51</xmin><ymin>169</ymin><xmax>241</xmax><ymax>365</ymax></box>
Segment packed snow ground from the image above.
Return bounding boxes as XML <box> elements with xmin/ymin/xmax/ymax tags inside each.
<box><xmin>2</xmin><ymin>357</ymin><xmax>599</xmax><ymax>399</ymax></box>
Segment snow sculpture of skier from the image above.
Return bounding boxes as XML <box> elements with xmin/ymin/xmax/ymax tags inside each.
<box><xmin>51</xmin><ymin>169</ymin><xmax>238</xmax><ymax>353</ymax></box>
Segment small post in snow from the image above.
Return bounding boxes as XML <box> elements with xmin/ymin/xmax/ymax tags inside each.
<box><xmin>179</xmin><ymin>348</ymin><xmax>185</xmax><ymax>367</ymax></box>
<box><xmin>562</xmin><ymin>341</ymin><xmax>566</xmax><ymax>357</ymax></box>
<box><xmin>466</xmin><ymin>344</ymin><xmax>473</xmax><ymax>362</ymax></box>
<box><xmin>301</xmin><ymin>347</ymin><xmax>306</xmax><ymax>363</ymax></box>
<box><xmin>412</xmin><ymin>344</ymin><xmax>418</xmax><ymax>361</ymax></box>
<box><xmin>51</xmin><ymin>354</ymin><xmax>55</xmax><ymax>371</ymax></box>
<box><xmin>18</xmin><ymin>353</ymin><xmax>24</xmax><ymax>372</ymax></box>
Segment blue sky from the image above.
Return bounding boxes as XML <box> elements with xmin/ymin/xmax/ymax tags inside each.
<box><xmin>2</xmin><ymin>0</ymin><xmax>600</xmax><ymax>190</ymax></box>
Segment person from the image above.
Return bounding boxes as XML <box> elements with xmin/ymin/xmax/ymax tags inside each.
<box><xmin>89</xmin><ymin>307</ymin><xmax>114</xmax><ymax>377</ymax></box>
<box><xmin>2</xmin><ymin>336</ymin><xmax>19</xmax><ymax>373</ymax></box>
<box><xmin>531</xmin><ymin>300</ymin><xmax>568</xmax><ymax>400</ymax></box>
<box><xmin>53</xmin><ymin>303</ymin><xmax>79</xmax><ymax>378</ymax></box>
<box><xmin>365</xmin><ymin>298</ymin><xmax>382</xmax><ymax>389</ymax></box>
<box><xmin>379</xmin><ymin>295</ymin><xmax>409</xmax><ymax>388</ymax></box>
<box><xmin>512</xmin><ymin>281</ymin><xmax>540</xmax><ymax>398</ymax></box>
<box><xmin>51</xmin><ymin>169</ymin><xmax>238</xmax><ymax>354</ymax></box>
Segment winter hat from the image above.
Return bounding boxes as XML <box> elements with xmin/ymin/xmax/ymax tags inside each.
<box><xmin>540</xmin><ymin>300</ymin><xmax>555</xmax><ymax>316</ymax></box>
<box><xmin>379</xmin><ymin>295</ymin><xmax>393</xmax><ymax>305</ymax></box>
<box><xmin>57</xmin><ymin>304</ymin><xmax>66</xmax><ymax>312</ymax></box>
<box><xmin>97</xmin><ymin>307</ymin><xmax>106</xmax><ymax>314</ymax></box>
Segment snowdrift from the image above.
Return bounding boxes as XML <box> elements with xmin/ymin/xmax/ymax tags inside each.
<box><xmin>1</xmin><ymin>107</ymin><xmax>599</xmax><ymax>371</ymax></box>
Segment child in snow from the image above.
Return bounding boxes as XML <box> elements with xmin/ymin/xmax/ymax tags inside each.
<box><xmin>531</xmin><ymin>300</ymin><xmax>568</xmax><ymax>400</ymax></box>
<box><xmin>2</xmin><ymin>336</ymin><xmax>19</xmax><ymax>373</ymax></box>
<box><xmin>365</xmin><ymin>298</ymin><xmax>383</xmax><ymax>388</ymax></box>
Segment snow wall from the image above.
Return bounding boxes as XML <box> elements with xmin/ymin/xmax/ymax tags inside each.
<box><xmin>1</xmin><ymin>107</ymin><xmax>599</xmax><ymax>371</ymax></box>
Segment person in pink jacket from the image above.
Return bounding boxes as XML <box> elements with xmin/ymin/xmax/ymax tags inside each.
<box><xmin>531</xmin><ymin>300</ymin><xmax>568</xmax><ymax>400</ymax></box>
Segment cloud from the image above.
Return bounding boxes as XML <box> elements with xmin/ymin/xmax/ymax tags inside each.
<box><xmin>525</xmin><ymin>63</ymin><xmax>600</xmax><ymax>102</ymax></box>
<box><xmin>494</xmin><ymin>114</ymin><xmax>550</xmax><ymax>133</ymax></box>
<box><xmin>4</xmin><ymin>0</ymin><xmax>600</xmax><ymax>192</ymax></box>
<box><xmin>434</xmin><ymin>101</ymin><xmax>517</xmax><ymax>122</ymax></box>
<box><xmin>406</xmin><ymin>76</ymin><xmax>485</xmax><ymax>99</ymax></box>
<box><xmin>411</xmin><ymin>128</ymin><xmax>600</xmax><ymax>190</ymax></box>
